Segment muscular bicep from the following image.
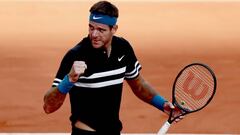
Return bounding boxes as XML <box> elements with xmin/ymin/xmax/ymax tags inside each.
<box><xmin>127</xmin><ymin>74</ymin><xmax>158</xmax><ymax>103</ymax></box>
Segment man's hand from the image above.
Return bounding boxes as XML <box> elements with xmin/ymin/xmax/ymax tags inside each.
<box><xmin>68</xmin><ymin>61</ymin><xmax>87</xmax><ymax>83</ymax></box>
<box><xmin>163</xmin><ymin>102</ymin><xmax>184</xmax><ymax>123</ymax></box>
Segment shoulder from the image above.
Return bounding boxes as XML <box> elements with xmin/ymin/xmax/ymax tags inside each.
<box><xmin>112</xmin><ymin>36</ymin><xmax>134</xmax><ymax>51</ymax></box>
<box><xmin>63</xmin><ymin>37</ymin><xmax>90</xmax><ymax>60</ymax></box>
<box><xmin>68</xmin><ymin>37</ymin><xmax>90</xmax><ymax>54</ymax></box>
<box><xmin>71</xmin><ymin>37</ymin><xmax>91</xmax><ymax>52</ymax></box>
<box><xmin>113</xmin><ymin>36</ymin><xmax>130</xmax><ymax>45</ymax></box>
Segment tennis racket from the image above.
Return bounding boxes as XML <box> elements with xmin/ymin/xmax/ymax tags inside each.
<box><xmin>157</xmin><ymin>63</ymin><xmax>217</xmax><ymax>134</ymax></box>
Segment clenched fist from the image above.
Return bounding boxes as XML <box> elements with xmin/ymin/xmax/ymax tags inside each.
<box><xmin>68</xmin><ymin>61</ymin><xmax>87</xmax><ymax>83</ymax></box>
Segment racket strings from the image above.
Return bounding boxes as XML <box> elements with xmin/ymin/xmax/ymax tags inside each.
<box><xmin>176</xmin><ymin>76</ymin><xmax>212</xmax><ymax>109</ymax></box>
<box><xmin>178</xmin><ymin>67</ymin><xmax>214</xmax><ymax>101</ymax></box>
<box><xmin>190</xmin><ymin>66</ymin><xmax>214</xmax><ymax>89</ymax></box>
<box><xmin>175</xmin><ymin>65</ymin><xmax>215</xmax><ymax>111</ymax></box>
<box><xmin>176</xmin><ymin>85</ymin><xmax>204</xmax><ymax>110</ymax></box>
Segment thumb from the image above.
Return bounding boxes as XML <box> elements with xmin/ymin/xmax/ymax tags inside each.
<box><xmin>168</xmin><ymin>102</ymin><xmax>175</xmax><ymax>109</ymax></box>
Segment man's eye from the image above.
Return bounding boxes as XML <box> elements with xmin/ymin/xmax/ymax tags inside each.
<box><xmin>99</xmin><ymin>29</ymin><xmax>106</xmax><ymax>33</ymax></box>
<box><xmin>89</xmin><ymin>27</ymin><xmax>94</xmax><ymax>31</ymax></box>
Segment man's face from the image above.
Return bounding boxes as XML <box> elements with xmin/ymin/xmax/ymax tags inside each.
<box><xmin>88</xmin><ymin>21</ymin><xmax>117</xmax><ymax>49</ymax></box>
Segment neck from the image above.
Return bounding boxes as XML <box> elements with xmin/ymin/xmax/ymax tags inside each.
<box><xmin>104</xmin><ymin>37</ymin><xmax>113</xmax><ymax>58</ymax></box>
<box><xmin>105</xmin><ymin>44</ymin><xmax>112</xmax><ymax>58</ymax></box>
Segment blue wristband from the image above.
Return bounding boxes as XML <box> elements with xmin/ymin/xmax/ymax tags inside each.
<box><xmin>57</xmin><ymin>75</ymin><xmax>74</xmax><ymax>94</ymax></box>
<box><xmin>151</xmin><ymin>95</ymin><xmax>167</xmax><ymax>111</ymax></box>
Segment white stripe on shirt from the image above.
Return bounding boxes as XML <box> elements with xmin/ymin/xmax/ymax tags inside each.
<box><xmin>79</xmin><ymin>66</ymin><xmax>126</xmax><ymax>79</ymax></box>
<box><xmin>125</xmin><ymin>61</ymin><xmax>140</xmax><ymax>76</ymax></box>
<box><xmin>54</xmin><ymin>78</ymin><xmax>62</xmax><ymax>83</ymax></box>
<box><xmin>52</xmin><ymin>67</ymin><xmax>126</xmax><ymax>87</ymax></box>
<box><xmin>74</xmin><ymin>78</ymin><xmax>124</xmax><ymax>88</ymax></box>
<box><xmin>125</xmin><ymin>64</ymin><xmax>141</xmax><ymax>79</ymax></box>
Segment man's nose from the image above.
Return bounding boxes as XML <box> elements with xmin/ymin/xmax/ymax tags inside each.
<box><xmin>92</xmin><ymin>30</ymin><xmax>99</xmax><ymax>37</ymax></box>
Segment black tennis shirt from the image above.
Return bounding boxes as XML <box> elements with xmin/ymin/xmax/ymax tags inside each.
<box><xmin>52</xmin><ymin>36</ymin><xmax>142</xmax><ymax>133</ymax></box>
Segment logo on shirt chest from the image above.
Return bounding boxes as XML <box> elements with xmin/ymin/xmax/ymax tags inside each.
<box><xmin>118</xmin><ymin>55</ymin><xmax>125</xmax><ymax>62</ymax></box>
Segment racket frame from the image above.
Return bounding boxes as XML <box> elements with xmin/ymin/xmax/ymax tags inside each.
<box><xmin>169</xmin><ymin>63</ymin><xmax>217</xmax><ymax>123</ymax></box>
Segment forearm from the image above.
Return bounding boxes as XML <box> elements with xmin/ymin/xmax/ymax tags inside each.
<box><xmin>138</xmin><ymin>81</ymin><xmax>167</xmax><ymax>111</ymax></box>
<box><xmin>127</xmin><ymin>75</ymin><xmax>158</xmax><ymax>103</ymax></box>
<box><xmin>43</xmin><ymin>62</ymin><xmax>86</xmax><ymax>114</ymax></box>
<box><xmin>127</xmin><ymin>75</ymin><xmax>167</xmax><ymax>111</ymax></box>
<box><xmin>43</xmin><ymin>87</ymin><xmax>67</xmax><ymax>114</ymax></box>
<box><xmin>140</xmin><ymin>80</ymin><xmax>159</xmax><ymax>103</ymax></box>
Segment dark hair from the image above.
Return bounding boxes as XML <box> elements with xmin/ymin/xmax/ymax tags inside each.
<box><xmin>89</xmin><ymin>1</ymin><xmax>119</xmax><ymax>18</ymax></box>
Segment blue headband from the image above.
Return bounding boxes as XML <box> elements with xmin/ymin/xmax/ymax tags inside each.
<box><xmin>89</xmin><ymin>12</ymin><xmax>117</xmax><ymax>26</ymax></box>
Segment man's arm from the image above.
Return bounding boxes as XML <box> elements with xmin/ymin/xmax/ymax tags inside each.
<box><xmin>126</xmin><ymin>74</ymin><xmax>158</xmax><ymax>104</ymax></box>
<box><xmin>127</xmin><ymin>74</ymin><xmax>171</xmax><ymax>113</ymax></box>
<box><xmin>43</xmin><ymin>87</ymin><xmax>67</xmax><ymax>114</ymax></box>
<box><xmin>43</xmin><ymin>61</ymin><xmax>87</xmax><ymax>114</ymax></box>
<box><xmin>127</xmin><ymin>74</ymin><xmax>184</xmax><ymax>122</ymax></box>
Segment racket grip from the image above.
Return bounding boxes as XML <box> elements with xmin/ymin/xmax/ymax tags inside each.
<box><xmin>157</xmin><ymin>121</ymin><xmax>171</xmax><ymax>135</ymax></box>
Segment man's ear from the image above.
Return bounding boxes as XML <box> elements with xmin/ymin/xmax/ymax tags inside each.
<box><xmin>111</xmin><ymin>25</ymin><xmax>118</xmax><ymax>34</ymax></box>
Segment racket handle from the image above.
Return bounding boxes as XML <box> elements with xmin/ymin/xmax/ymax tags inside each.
<box><xmin>157</xmin><ymin>121</ymin><xmax>171</xmax><ymax>135</ymax></box>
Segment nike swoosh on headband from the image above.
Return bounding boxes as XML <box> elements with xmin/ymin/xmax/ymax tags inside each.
<box><xmin>93</xmin><ymin>15</ymin><xmax>103</xmax><ymax>20</ymax></box>
<box><xmin>90</xmin><ymin>12</ymin><xmax>117</xmax><ymax>26</ymax></box>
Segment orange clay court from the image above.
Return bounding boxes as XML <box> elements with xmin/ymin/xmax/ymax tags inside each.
<box><xmin>0</xmin><ymin>1</ymin><xmax>239</xmax><ymax>134</ymax></box>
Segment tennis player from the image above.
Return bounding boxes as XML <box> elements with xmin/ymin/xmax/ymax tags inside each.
<box><xmin>43</xmin><ymin>1</ymin><xmax>183</xmax><ymax>135</ymax></box>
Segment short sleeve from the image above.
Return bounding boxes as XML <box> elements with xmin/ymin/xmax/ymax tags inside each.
<box><xmin>52</xmin><ymin>50</ymin><xmax>75</xmax><ymax>87</ymax></box>
<box><xmin>124</xmin><ymin>42</ymin><xmax>142</xmax><ymax>80</ymax></box>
